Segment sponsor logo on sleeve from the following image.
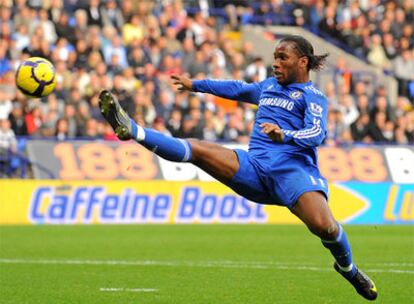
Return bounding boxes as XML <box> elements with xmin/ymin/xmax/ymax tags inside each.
<box><xmin>309</xmin><ymin>102</ymin><xmax>323</xmax><ymax>117</ymax></box>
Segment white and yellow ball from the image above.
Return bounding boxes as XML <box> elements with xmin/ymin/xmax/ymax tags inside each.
<box><xmin>15</xmin><ymin>57</ymin><xmax>57</xmax><ymax>98</ymax></box>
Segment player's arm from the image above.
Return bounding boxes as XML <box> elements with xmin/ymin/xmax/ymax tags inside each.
<box><xmin>281</xmin><ymin>96</ymin><xmax>328</xmax><ymax>148</ymax></box>
<box><xmin>171</xmin><ymin>75</ymin><xmax>262</xmax><ymax>104</ymax></box>
<box><xmin>261</xmin><ymin>96</ymin><xmax>328</xmax><ymax>147</ymax></box>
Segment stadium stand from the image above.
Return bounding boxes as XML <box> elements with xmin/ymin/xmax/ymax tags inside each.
<box><xmin>0</xmin><ymin>0</ymin><xmax>413</xmax><ymax>176</ymax></box>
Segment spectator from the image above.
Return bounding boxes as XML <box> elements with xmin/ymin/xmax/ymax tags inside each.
<box><xmin>128</xmin><ymin>46</ymin><xmax>150</xmax><ymax>79</ymax></box>
<box><xmin>382</xmin><ymin>120</ymin><xmax>395</xmax><ymax>142</ymax></box>
<box><xmin>0</xmin><ymin>118</ymin><xmax>17</xmax><ymax>176</ymax></box>
<box><xmin>122</xmin><ymin>67</ymin><xmax>140</xmax><ymax>93</ymax></box>
<box><xmin>188</xmin><ymin>49</ymin><xmax>209</xmax><ymax>77</ymax></box>
<box><xmin>84</xmin><ymin>118</ymin><xmax>100</xmax><ymax>139</ymax></box>
<box><xmin>40</xmin><ymin>110</ymin><xmax>58</xmax><ymax>137</ymax></box>
<box><xmin>318</xmin><ymin>5</ymin><xmax>338</xmax><ymax>37</ymax></box>
<box><xmin>132</xmin><ymin>88</ymin><xmax>156</xmax><ymax>125</ymax></box>
<box><xmin>24</xmin><ymin>104</ymin><xmax>43</xmax><ymax>136</ymax></box>
<box><xmin>38</xmin><ymin>9</ymin><xmax>57</xmax><ymax>44</ymax></box>
<box><xmin>120</xmin><ymin>0</ymin><xmax>137</xmax><ymax>23</ymax></box>
<box><xmin>85</xmin><ymin>0</ymin><xmax>103</xmax><ymax>27</ymax></box>
<box><xmin>367</xmin><ymin>34</ymin><xmax>390</xmax><ymax>70</ymax></box>
<box><xmin>75</xmin><ymin>102</ymin><xmax>91</xmax><ymax>137</ymax></box>
<box><xmin>74</xmin><ymin>39</ymin><xmax>90</xmax><ymax>68</ymax></box>
<box><xmin>55</xmin><ymin>118</ymin><xmax>68</xmax><ymax>141</ymax></box>
<box><xmin>403</xmin><ymin>111</ymin><xmax>414</xmax><ymax>143</ymax></box>
<box><xmin>0</xmin><ymin>90</ymin><xmax>13</xmax><ymax>120</ymax></box>
<box><xmin>180</xmin><ymin>113</ymin><xmax>197</xmax><ymax>138</ymax></box>
<box><xmin>53</xmin><ymin>37</ymin><xmax>74</xmax><ymax>62</ymax></box>
<box><xmin>22</xmin><ymin>35</ymin><xmax>43</xmax><ymax>58</ymax></box>
<box><xmin>62</xmin><ymin>103</ymin><xmax>77</xmax><ymax>138</ymax></box>
<box><xmin>8</xmin><ymin>102</ymin><xmax>27</xmax><ymax>136</ymax></box>
<box><xmin>164</xmin><ymin>26</ymin><xmax>182</xmax><ymax>55</ymax></box>
<box><xmin>245</xmin><ymin>56</ymin><xmax>267</xmax><ymax>82</ymax></box>
<box><xmin>370</xmin><ymin>96</ymin><xmax>394</xmax><ymax>121</ymax></box>
<box><xmin>333</xmin><ymin>57</ymin><xmax>352</xmax><ymax>95</ymax></box>
<box><xmin>74</xmin><ymin>9</ymin><xmax>90</xmax><ymax>42</ymax></box>
<box><xmin>356</xmin><ymin>94</ymin><xmax>371</xmax><ymax>116</ymax></box>
<box><xmin>101</xmin><ymin>0</ymin><xmax>124</xmax><ymax>32</ymax></box>
<box><xmin>112</xmin><ymin>74</ymin><xmax>134</xmax><ymax>116</ymax></box>
<box><xmin>338</xmin><ymin>94</ymin><xmax>359</xmax><ymax>128</ymax></box>
<box><xmin>122</xmin><ymin>14</ymin><xmax>144</xmax><ymax>46</ymax></box>
<box><xmin>89</xmin><ymin>93</ymin><xmax>105</xmax><ymax>121</ymax></box>
<box><xmin>12</xmin><ymin>24</ymin><xmax>30</xmax><ymax>52</ymax></box>
<box><xmin>350</xmin><ymin>113</ymin><xmax>371</xmax><ymax>142</ymax></box>
<box><xmin>382</xmin><ymin>33</ymin><xmax>398</xmax><ymax>60</ymax></box>
<box><xmin>13</xmin><ymin>6</ymin><xmax>36</xmax><ymax>34</ymax></box>
<box><xmin>393</xmin><ymin>49</ymin><xmax>414</xmax><ymax>99</ymax></box>
<box><xmin>401</xmin><ymin>24</ymin><xmax>413</xmax><ymax>48</ymax></box>
<box><xmin>368</xmin><ymin>112</ymin><xmax>388</xmax><ymax>142</ymax></box>
<box><xmin>221</xmin><ymin>111</ymin><xmax>248</xmax><ymax>143</ymax></box>
<box><xmin>202</xmin><ymin>109</ymin><xmax>218</xmax><ymax>141</ymax></box>
<box><xmin>152</xmin><ymin>116</ymin><xmax>171</xmax><ymax>136</ymax></box>
<box><xmin>54</xmin><ymin>12</ymin><xmax>77</xmax><ymax>45</ymax></box>
<box><xmin>395</xmin><ymin>96</ymin><xmax>412</xmax><ymax>119</ymax></box>
<box><xmin>47</xmin><ymin>0</ymin><xmax>64</xmax><ymax>25</ymax></box>
<box><xmin>103</xmin><ymin>35</ymin><xmax>128</xmax><ymax>69</ymax></box>
<box><xmin>0</xmin><ymin>119</ymin><xmax>17</xmax><ymax>153</ymax></box>
<box><xmin>166</xmin><ymin>108</ymin><xmax>183</xmax><ymax>137</ymax></box>
<box><xmin>325</xmin><ymin>108</ymin><xmax>347</xmax><ymax>146</ymax></box>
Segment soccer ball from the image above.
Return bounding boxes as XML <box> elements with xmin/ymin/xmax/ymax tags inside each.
<box><xmin>15</xmin><ymin>57</ymin><xmax>57</xmax><ymax>98</ymax></box>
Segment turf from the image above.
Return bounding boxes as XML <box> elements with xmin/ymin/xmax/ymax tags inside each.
<box><xmin>0</xmin><ymin>225</ymin><xmax>413</xmax><ymax>304</ymax></box>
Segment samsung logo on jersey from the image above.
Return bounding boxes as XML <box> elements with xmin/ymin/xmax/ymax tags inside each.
<box><xmin>259</xmin><ymin>98</ymin><xmax>294</xmax><ymax>111</ymax></box>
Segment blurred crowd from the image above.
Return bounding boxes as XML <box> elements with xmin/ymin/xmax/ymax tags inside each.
<box><xmin>0</xmin><ymin>0</ymin><xmax>413</xmax><ymax>160</ymax></box>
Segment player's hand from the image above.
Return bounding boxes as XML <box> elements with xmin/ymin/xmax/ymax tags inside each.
<box><xmin>171</xmin><ymin>75</ymin><xmax>193</xmax><ymax>91</ymax></box>
<box><xmin>260</xmin><ymin>122</ymin><xmax>284</xmax><ymax>142</ymax></box>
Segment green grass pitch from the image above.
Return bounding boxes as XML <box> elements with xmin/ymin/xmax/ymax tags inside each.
<box><xmin>0</xmin><ymin>225</ymin><xmax>413</xmax><ymax>304</ymax></box>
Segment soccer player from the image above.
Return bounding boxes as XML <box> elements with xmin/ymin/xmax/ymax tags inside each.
<box><xmin>99</xmin><ymin>35</ymin><xmax>377</xmax><ymax>301</ymax></box>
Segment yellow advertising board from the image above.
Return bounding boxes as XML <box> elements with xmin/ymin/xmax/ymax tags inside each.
<box><xmin>0</xmin><ymin>180</ymin><xmax>412</xmax><ymax>225</ymax></box>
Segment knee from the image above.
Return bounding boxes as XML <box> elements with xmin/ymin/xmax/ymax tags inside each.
<box><xmin>308</xmin><ymin>219</ymin><xmax>339</xmax><ymax>240</ymax></box>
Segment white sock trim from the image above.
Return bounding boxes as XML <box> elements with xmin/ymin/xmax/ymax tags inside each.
<box><xmin>178</xmin><ymin>139</ymin><xmax>191</xmax><ymax>162</ymax></box>
<box><xmin>135</xmin><ymin>125</ymin><xmax>145</xmax><ymax>141</ymax></box>
<box><xmin>337</xmin><ymin>263</ymin><xmax>354</xmax><ymax>272</ymax></box>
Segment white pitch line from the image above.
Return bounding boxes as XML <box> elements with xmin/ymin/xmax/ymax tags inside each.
<box><xmin>365</xmin><ymin>262</ymin><xmax>414</xmax><ymax>267</ymax></box>
<box><xmin>100</xmin><ymin>288</ymin><xmax>157</xmax><ymax>292</ymax></box>
<box><xmin>0</xmin><ymin>258</ymin><xmax>413</xmax><ymax>274</ymax></box>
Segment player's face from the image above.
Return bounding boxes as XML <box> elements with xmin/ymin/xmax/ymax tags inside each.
<box><xmin>272</xmin><ymin>42</ymin><xmax>306</xmax><ymax>85</ymax></box>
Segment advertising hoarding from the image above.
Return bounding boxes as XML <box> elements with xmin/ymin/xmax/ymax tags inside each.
<box><xmin>1</xmin><ymin>180</ymin><xmax>412</xmax><ymax>225</ymax></box>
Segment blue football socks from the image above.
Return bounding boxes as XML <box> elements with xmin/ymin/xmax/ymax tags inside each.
<box><xmin>322</xmin><ymin>224</ymin><xmax>357</xmax><ymax>279</ymax></box>
<box><xmin>130</xmin><ymin>119</ymin><xmax>192</xmax><ymax>162</ymax></box>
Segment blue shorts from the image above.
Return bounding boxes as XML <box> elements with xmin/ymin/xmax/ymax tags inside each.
<box><xmin>227</xmin><ymin>149</ymin><xmax>329</xmax><ymax>209</ymax></box>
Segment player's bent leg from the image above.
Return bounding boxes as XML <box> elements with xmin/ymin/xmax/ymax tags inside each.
<box><xmin>292</xmin><ymin>192</ymin><xmax>377</xmax><ymax>301</ymax></box>
<box><xmin>99</xmin><ymin>90</ymin><xmax>240</xmax><ymax>183</ymax></box>
<box><xmin>291</xmin><ymin>191</ymin><xmax>337</xmax><ymax>239</ymax></box>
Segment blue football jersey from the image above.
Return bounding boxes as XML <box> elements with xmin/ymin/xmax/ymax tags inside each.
<box><xmin>192</xmin><ymin>78</ymin><xmax>328</xmax><ymax>165</ymax></box>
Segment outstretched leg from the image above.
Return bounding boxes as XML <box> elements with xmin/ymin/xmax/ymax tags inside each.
<box><xmin>292</xmin><ymin>192</ymin><xmax>377</xmax><ymax>301</ymax></box>
<box><xmin>98</xmin><ymin>90</ymin><xmax>240</xmax><ymax>183</ymax></box>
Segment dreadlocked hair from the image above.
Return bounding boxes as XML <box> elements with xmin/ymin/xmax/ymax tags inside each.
<box><xmin>280</xmin><ymin>35</ymin><xmax>329</xmax><ymax>71</ymax></box>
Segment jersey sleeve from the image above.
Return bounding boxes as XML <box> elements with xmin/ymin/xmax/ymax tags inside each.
<box><xmin>281</xmin><ymin>95</ymin><xmax>328</xmax><ymax>148</ymax></box>
<box><xmin>192</xmin><ymin>79</ymin><xmax>263</xmax><ymax>104</ymax></box>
